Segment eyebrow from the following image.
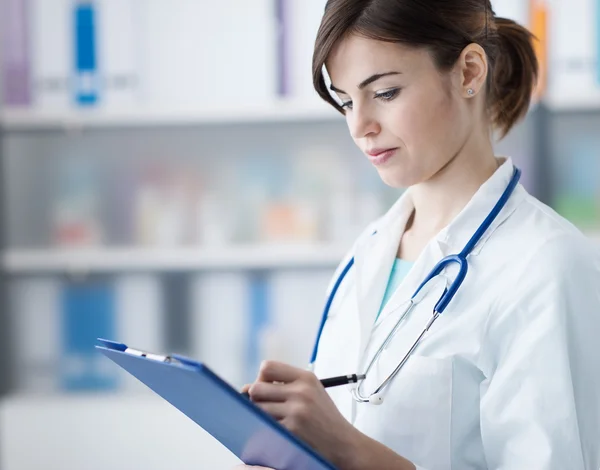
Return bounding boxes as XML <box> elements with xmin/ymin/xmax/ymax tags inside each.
<box><xmin>329</xmin><ymin>71</ymin><xmax>402</xmax><ymax>94</ymax></box>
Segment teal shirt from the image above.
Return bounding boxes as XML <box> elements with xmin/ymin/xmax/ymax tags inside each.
<box><xmin>375</xmin><ymin>258</ymin><xmax>413</xmax><ymax>323</ymax></box>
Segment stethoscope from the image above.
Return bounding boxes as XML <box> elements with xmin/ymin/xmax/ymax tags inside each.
<box><xmin>309</xmin><ymin>166</ymin><xmax>521</xmax><ymax>405</ymax></box>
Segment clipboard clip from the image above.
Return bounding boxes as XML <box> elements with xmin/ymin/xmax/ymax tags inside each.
<box><xmin>124</xmin><ymin>347</ymin><xmax>175</xmax><ymax>363</ymax></box>
<box><xmin>96</xmin><ymin>338</ymin><xmax>203</xmax><ymax>371</ymax></box>
<box><xmin>96</xmin><ymin>338</ymin><xmax>186</xmax><ymax>365</ymax></box>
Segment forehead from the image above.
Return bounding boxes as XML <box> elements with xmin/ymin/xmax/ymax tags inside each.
<box><xmin>326</xmin><ymin>34</ymin><xmax>430</xmax><ymax>88</ymax></box>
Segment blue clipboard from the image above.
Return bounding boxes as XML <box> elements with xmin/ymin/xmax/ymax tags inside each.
<box><xmin>96</xmin><ymin>339</ymin><xmax>336</xmax><ymax>470</ymax></box>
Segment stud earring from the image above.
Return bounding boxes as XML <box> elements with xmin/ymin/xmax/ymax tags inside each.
<box><xmin>467</xmin><ymin>88</ymin><xmax>475</xmax><ymax>96</ymax></box>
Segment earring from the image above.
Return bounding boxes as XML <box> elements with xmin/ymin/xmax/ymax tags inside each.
<box><xmin>467</xmin><ymin>88</ymin><xmax>475</xmax><ymax>96</ymax></box>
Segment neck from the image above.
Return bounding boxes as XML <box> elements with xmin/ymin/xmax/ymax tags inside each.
<box><xmin>407</xmin><ymin>136</ymin><xmax>499</xmax><ymax>237</ymax></box>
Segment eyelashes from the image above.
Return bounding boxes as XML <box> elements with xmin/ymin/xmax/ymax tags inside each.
<box><xmin>340</xmin><ymin>88</ymin><xmax>401</xmax><ymax>110</ymax></box>
<box><xmin>375</xmin><ymin>88</ymin><xmax>401</xmax><ymax>101</ymax></box>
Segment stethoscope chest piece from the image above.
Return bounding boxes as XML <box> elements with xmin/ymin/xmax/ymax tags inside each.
<box><xmin>350</xmin><ymin>383</ymin><xmax>385</xmax><ymax>405</ymax></box>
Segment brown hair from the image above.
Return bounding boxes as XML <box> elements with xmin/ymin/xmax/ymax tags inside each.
<box><xmin>312</xmin><ymin>0</ymin><xmax>539</xmax><ymax>138</ymax></box>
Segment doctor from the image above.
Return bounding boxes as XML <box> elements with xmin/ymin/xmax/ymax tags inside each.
<box><xmin>237</xmin><ymin>0</ymin><xmax>600</xmax><ymax>469</ymax></box>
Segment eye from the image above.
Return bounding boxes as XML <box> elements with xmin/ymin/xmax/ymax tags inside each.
<box><xmin>374</xmin><ymin>88</ymin><xmax>400</xmax><ymax>102</ymax></box>
<box><xmin>341</xmin><ymin>100</ymin><xmax>353</xmax><ymax>110</ymax></box>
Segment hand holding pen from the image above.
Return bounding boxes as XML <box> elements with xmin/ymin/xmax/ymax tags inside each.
<box><xmin>241</xmin><ymin>373</ymin><xmax>365</xmax><ymax>399</ymax></box>
<box><xmin>239</xmin><ymin>361</ymin><xmax>367</xmax><ymax>469</ymax></box>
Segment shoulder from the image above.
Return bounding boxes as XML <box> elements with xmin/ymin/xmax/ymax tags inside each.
<box><xmin>481</xmin><ymin>193</ymin><xmax>600</xmax><ymax>376</ymax></box>
<box><xmin>488</xmin><ymin>192</ymin><xmax>600</xmax><ymax>321</ymax></box>
<box><xmin>499</xmin><ymin>191</ymin><xmax>599</xmax><ymax>277</ymax></box>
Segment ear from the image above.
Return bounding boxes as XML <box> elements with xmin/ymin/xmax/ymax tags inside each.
<box><xmin>455</xmin><ymin>43</ymin><xmax>488</xmax><ymax>98</ymax></box>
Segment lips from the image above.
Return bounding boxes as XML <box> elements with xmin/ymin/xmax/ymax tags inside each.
<box><xmin>366</xmin><ymin>148</ymin><xmax>396</xmax><ymax>157</ymax></box>
<box><xmin>365</xmin><ymin>147</ymin><xmax>398</xmax><ymax>166</ymax></box>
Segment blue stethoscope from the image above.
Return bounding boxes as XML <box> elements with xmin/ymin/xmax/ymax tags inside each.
<box><xmin>309</xmin><ymin>166</ymin><xmax>521</xmax><ymax>405</ymax></box>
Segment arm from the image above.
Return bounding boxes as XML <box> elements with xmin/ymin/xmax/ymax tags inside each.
<box><xmin>478</xmin><ymin>237</ymin><xmax>600</xmax><ymax>469</ymax></box>
<box><xmin>340</xmin><ymin>432</ymin><xmax>416</xmax><ymax>470</ymax></box>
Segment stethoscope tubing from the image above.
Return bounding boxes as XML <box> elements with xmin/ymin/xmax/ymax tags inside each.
<box><xmin>310</xmin><ymin>167</ymin><xmax>521</xmax><ymax>402</ymax></box>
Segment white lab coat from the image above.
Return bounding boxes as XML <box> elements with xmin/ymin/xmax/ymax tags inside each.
<box><xmin>313</xmin><ymin>158</ymin><xmax>600</xmax><ymax>470</ymax></box>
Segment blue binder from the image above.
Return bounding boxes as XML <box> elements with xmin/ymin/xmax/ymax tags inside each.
<box><xmin>96</xmin><ymin>339</ymin><xmax>336</xmax><ymax>470</ymax></box>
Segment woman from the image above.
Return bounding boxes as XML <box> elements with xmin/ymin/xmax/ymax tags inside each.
<box><xmin>237</xmin><ymin>0</ymin><xmax>600</xmax><ymax>468</ymax></box>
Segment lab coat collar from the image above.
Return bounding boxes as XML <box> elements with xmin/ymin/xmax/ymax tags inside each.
<box><xmin>435</xmin><ymin>156</ymin><xmax>525</xmax><ymax>256</ymax></box>
<box><xmin>353</xmin><ymin>157</ymin><xmax>526</xmax><ymax>363</ymax></box>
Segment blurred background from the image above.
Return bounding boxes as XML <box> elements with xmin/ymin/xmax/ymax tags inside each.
<box><xmin>0</xmin><ymin>0</ymin><xmax>599</xmax><ymax>468</ymax></box>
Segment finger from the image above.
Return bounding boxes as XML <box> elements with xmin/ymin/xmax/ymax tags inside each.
<box><xmin>240</xmin><ymin>383</ymin><xmax>251</xmax><ymax>394</ymax></box>
<box><xmin>257</xmin><ymin>360</ymin><xmax>305</xmax><ymax>384</ymax></box>
<box><xmin>248</xmin><ymin>381</ymin><xmax>289</xmax><ymax>402</ymax></box>
<box><xmin>254</xmin><ymin>401</ymin><xmax>288</xmax><ymax>420</ymax></box>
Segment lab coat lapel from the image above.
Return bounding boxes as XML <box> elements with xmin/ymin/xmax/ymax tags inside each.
<box><xmin>353</xmin><ymin>158</ymin><xmax>525</xmax><ymax>365</ymax></box>
<box><xmin>353</xmin><ymin>193</ymin><xmax>414</xmax><ymax>361</ymax></box>
<box><xmin>375</xmin><ymin>239</ymin><xmax>445</xmax><ymax>325</ymax></box>
<box><xmin>359</xmin><ymin>158</ymin><xmax>524</xmax><ymax>335</ymax></box>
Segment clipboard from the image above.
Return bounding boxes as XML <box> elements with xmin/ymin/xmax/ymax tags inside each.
<box><xmin>96</xmin><ymin>339</ymin><xmax>336</xmax><ymax>470</ymax></box>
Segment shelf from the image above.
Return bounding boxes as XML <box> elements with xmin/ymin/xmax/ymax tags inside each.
<box><xmin>0</xmin><ymin>100</ymin><xmax>343</xmax><ymax>130</ymax></box>
<box><xmin>4</xmin><ymin>96</ymin><xmax>600</xmax><ymax>130</ymax></box>
<box><xmin>3</xmin><ymin>229</ymin><xmax>598</xmax><ymax>274</ymax></box>
<box><xmin>1</xmin><ymin>244</ymin><xmax>349</xmax><ymax>273</ymax></box>
<box><xmin>543</xmin><ymin>94</ymin><xmax>600</xmax><ymax>112</ymax></box>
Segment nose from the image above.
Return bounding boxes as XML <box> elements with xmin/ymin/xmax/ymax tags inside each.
<box><xmin>347</xmin><ymin>105</ymin><xmax>380</xmax><ymax>140</ymax></box>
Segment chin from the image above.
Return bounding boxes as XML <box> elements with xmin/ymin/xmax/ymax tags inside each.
<box><xmin>377</xmin><ymin>167</ymin><xmax>416</xmax><ymax>189</ymax></box>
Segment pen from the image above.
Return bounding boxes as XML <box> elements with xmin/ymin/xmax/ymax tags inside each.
<box><xmin>320</xmin><ymin>373</ymin><xmax>366</xmax><ymax>388</ymax></box>
<box><xmin>241</xmin><ymin>373</ymin><xmax>366</xmax><ymax>398</ymax></box>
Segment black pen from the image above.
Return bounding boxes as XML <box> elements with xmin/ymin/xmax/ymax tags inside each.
<box><xmin>320</xmin><ymin>373</ymin><xmax>366</xmax><ymax>388</ymax></box>
<box><xmin>241</xmin><ymin>373</ymin><xmax>366</xmax><ymax>398</ymax></box>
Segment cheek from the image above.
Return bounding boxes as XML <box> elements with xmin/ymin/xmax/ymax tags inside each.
<box><xmin>401</xmin><ymin>89</ymin><xmax>464</xmax><ymax>162</ymax></box>
<box><xmin>377</xmin><ymin>89</ymin><xmax>465</xmax><ymax>187</ymax></box>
